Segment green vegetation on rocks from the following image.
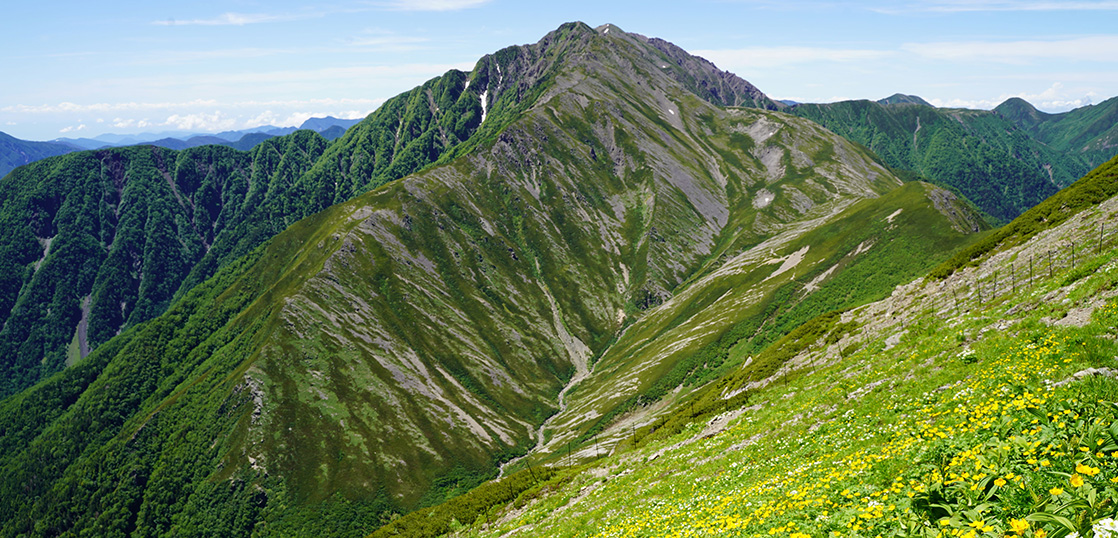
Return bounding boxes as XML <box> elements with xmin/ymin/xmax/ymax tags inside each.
<box><xmin>790</xmin><ymin>99</ymin><xmax>1100</xmax><ymax>222</ymax></box>
<box><xmin>418</xmin><ymin>156</ymin><xmax>1118</xmax><ymax>538</ymax></box>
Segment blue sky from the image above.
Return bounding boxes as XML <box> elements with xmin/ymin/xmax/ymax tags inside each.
<box><xmin>3</xmin><ymin>0</ymin><xmax>1116</xmax><ymax>141</ymax></box>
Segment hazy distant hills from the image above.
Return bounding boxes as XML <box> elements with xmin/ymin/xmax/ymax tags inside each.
<box><xmin>0</xmin><ymin>132</ymin><xmax>78</xmax><ymax>178</ymax></box>
<box><xmin>0</xmin><ymin>116</ymin><xmax>362</xmax><ymax>178</ymax></box>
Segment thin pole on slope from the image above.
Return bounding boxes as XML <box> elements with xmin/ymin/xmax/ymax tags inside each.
<box><xmin>527</xmin><ymin>460</ymin><xmax>538</xmax><ymax>484</ymax></box>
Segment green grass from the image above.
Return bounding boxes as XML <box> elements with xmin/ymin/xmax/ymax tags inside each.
<box><xmin>427</xmin><ymin>191</ymin><xmax>1118</xmax><ymax>538</ymax></box>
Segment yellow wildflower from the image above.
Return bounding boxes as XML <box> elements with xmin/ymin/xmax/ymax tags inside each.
<box><xmin>1070</xmin><ymin>474</ymin><xmax>1084</xmax><ymax>488</ymax></box>
<box><xmin>1050</xmin><ymin>487</ymin><xmax>1064</xmax><ymax>495</ymax></box>
<box><xmin>1076</xmin><ymin>463</ymin><xmax>1100</xmax><ymax>476</ymax></box>
<box><xmin>1009</xmin><ymin>518</ymin><xmax>1029</xmax><ymax>534</ymax></box>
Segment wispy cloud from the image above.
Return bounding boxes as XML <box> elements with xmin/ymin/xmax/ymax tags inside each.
<box><xmin>903</xmin><ymin>35</ymin><xmax>1118</xmax><ymax>64</ymax></box>
<box><xmin>59</xmin><ymin>124</ymin><xmax>87</xmax><ymax>133</ymax></box>
<box><xmin>348</xmin><ymin>35</ymin><xmax>429</xmax><ymax>50</ymax></box>
<box><xmin>377</xmin><ymin>0</ymin><xmax>492</xmax><ymax>11</ymax></box>
<box><xmin>153</xmin><ymin>12</ymin><xmax>313</xmax><ymax>26</ymax></box>
<box><xmin>3</xmin><ymin>98</ymin><xmax>389</xmax><ymax>116</ymax></box>
<box><xmin>872</xmin><ymin>0</ymin><xmax>1118</xmax><ymax>13</ymax></box>
<box><xmin>694</xmin><ymin>46</ymin><xmax>894</xmax><ymax>70</ymax></box>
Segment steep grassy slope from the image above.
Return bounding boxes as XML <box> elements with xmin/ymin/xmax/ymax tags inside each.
<box><xmin>790</xmin><ymin>99</ymin><xmax>1090</xmax><ymax>222</ymax></box>
<box><xmin>518</xmin><ymin>161</ymin><xmax>989</xmax><ymax>471</ymax></box>
<box><xmin>996</xmin><ymin>96</ymin><xmax>1118</xmax><ymax>169</ymax></box>
<box><xmin>404</xmin><ymin>155</ymin><xmax>1118</xmax><ymax>538</ymax></box>
<box><xmin>0</xmin><ymin>23</ymin><xmax>928</xmax><ymax>537</ymax></box>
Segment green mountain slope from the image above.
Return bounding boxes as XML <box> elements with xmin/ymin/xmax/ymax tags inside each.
<box><xmin>387</xmin><ymin>158</ymin><xmax>1118</xmax><ymax>538</ymax></box>
<box><xmin>790</xmin><ymin>99</ymin><xmax>1091</xmax><ymax>222</ymax></box>
<box><xmin>0</xmin><ymin>131</ymin><xmax>76</xmax><ymax>178</ymax></box>
<box><xmin>0</xmin><ymin>21</ymin><xmax>789</xmax><ymax>401</ymax></box>
<box><xmin>995</xmin><ymin>96</ymin><xmax>1118</xmax><ymax>169</ymax></box>
<box><xmin>0</xmin><ymin>132</ymin><xmax>334</xmax><ymax>397</ymax></box>
<box><xmin>519</xmin><ymin>179</ymin><xmax>989</xmax><ymax>471</ymax></box>
<box><xmin>0</xmin><ymin>22</ymin><xmax>960</xmax><ymax>537</ymax></box>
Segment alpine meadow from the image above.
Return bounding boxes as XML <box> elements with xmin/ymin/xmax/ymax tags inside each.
<box><xmin>1</xmin><ymin>20</ymin><xmax>1118</xmax><ymax>538</ymax></box>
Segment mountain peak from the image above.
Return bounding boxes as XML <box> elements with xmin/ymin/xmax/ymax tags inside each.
<box><xmin>877</xmin><ymin>93</ymin><xmax>932</xmax><ymax>106</ymax></box>
<box><xmin>994</xmin><ymin>96</ymin><xmax>1044</xmax><ymax>117</ymax></box>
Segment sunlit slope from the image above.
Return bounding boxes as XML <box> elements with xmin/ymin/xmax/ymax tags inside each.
<box><xmin>0</xmin><ymin>22</ymin><xmax>910</xmax><ymax>537</ymax></box>
<box><xmin>530</xmin><ymin>179</ymin><xmax>989</xmax><ymax>464</ymax></box>
<box><xmin>791</xmin><ymin>99</ymin><xmax>1092</xmax><ymax>222</ymax></box>
<box><xmin>393</xmin><ymin>152</ymin><xmax>1118</xmax><ymax>538</ymax></box>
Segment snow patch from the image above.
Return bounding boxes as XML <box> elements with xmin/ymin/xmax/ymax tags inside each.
<box><xmin>885</xmin><ymin>208</ymin><xmax>903</xmax><ymax>223</ymax></box>
<box><xmin>668</xmin><ymin>109</ymin><xmax>675</xmax><ymax>115</ymax></box>
<box><xmin>479</xmin><ymin>89</ymin><xmax>488</xmax><ymax>124</ymax></box>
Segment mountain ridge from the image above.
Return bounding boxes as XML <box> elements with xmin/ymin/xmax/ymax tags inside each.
<box><xmin>1</xmin><ymin>21</ymin><xmax>1113</xmax><ymax>538</ymax></box>
<box><xmin>0</xmin><ymin>22</ymin><xmax>982</xmax><ymax>537</ymax></box>
<box><xmin>788</xmin><ymin>98</ymin><xmax>1103</xmax><ymax>222</ymax></box>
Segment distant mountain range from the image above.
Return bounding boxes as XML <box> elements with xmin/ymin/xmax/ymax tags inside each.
<box><xmin>0</xmin><ymin>116</ymin><xmax>363</xmax><ymax>178</ymax></box>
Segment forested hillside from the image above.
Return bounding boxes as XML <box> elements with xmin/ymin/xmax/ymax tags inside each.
<box><xmin>995</xmin><ymin>95</ymin><xmax>1118</xmax><ymax>169</ymax></box>
<box><xmin>790</xmin><ymin>99</ymin><xmax>1099</xmax><ymax>222</ymax></box>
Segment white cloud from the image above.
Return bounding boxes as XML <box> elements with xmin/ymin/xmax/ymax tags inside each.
<box><xmin>903</xmin><ymin>36</ymin><xmax>1118</xmax><ymax>64</ymax></box>
<box><xmin>164</xmin><ymin>112</ymin><xmax>238</xmax><ymax>131</ymax></box>
<box><xmin>339</xmin><ymin>110</ymin><xmax>373</xmax><ymax>120</ymax></box>
<box><xmin>348</xmin><ymin>35</ymin><xmax>429</xmax><ymax>50</ymax></box>
<box><xmin>3</xmin><ymin>97</ymin><xmax>388</xmax><ymax>116</ymax></box>
<box><xmin>891</xmin><ymin>0</ymin><xmax>1118</xmax><ymax>12</ymax></box>
<box><xmin>378</xmin><ymin>0</ymin><xmax>491</xmax><ymax>10</ymax></box>
<box><xmin>694</xmin><ymin>46</ymin><xmax>894</xmax><ymax>70</ymax></box>
<box><xmin>245</xmin><ymin>111</ymin><xmax>281</xmax><ymax>127</ymax></box>
<box><xmin>59</xmin><ymin>124</ymin><xmax>87</xmax><ymax>133</ymax></box>
<box><xmin>928</xmin><ymin>82</ymin><xmax>1095</xmax><ymax>112</ymax></box>
<box><xmin>153</xmin><ymin>12</ymin><xmax>307</xmax><ymax>26</ymax></box>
